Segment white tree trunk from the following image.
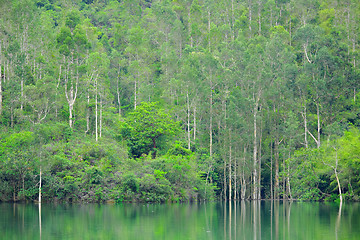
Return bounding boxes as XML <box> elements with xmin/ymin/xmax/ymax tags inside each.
<box><xmin>0</xmin><ymin>41</ymin><xmax>2</xmax><ymax>116</ymax></box>
<box><xmin>86</xmin><ymin>90</ymin><xmax>90</xmax><ymax>134</ymax></box>
<box><xmin>95</xmin><ymin>77</ymin><xmax>98</xmax><ymax>142</ymax></box>
<box><xmin>229</xmin><ymin>132</ymin><xmax>232</xmax><ymax>201</ymax></box>
<box><xmin>209</xmin><ymin>77</ymin><xmax>213</xmax><ymax>158</ymax></box>
<box><xmin>253</xmin><ymin>102</ymin><xmax>258</xmax><ymax>200</ymax></box>
<box><xmin>64</xmin><ymin>59</ymin><xmax>79</xmax><ymax>129</ymax></box>
<box><xmin>134</xmin><ymin>79</ymin><xmax>137</xmax><ymax>110</ymax></box>
<box><xmin>334</xmin><ymin>149</ymin><xmax>343</xmax><ymax>204</ymax></box>
<box><xmin>193</xmin><ymin>106</ymin><xmax>196</xmax><ymax>140</ymax></box>
<box><xmin>39</xmin><ymin>167</ymin><xmax>42</xmax><ymax>203</ymax></box>
<box><xmin>117</xmin><ymin>65</ymin><xmax>122</xmax><ymax>116</ymax></box>
<box><xmin>100</xmin><ymin>93</ymin><xmax>102</xmax><ymax>138</ymax></box>
<box><xmin>187</xmin><ymin>91</ymin><xmax>191</xmax><ymax>150</ymax></box>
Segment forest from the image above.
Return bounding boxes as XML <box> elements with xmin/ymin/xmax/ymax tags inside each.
<box><xmin>0</xmin><ymin>0</ymin><xmax>359</xmax><ymax>203</ymax></box>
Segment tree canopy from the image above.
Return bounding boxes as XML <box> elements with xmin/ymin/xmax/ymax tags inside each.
<box><xmin>0</xmin><ymin>0</ymin><xmax>360</xmax><ymax>203</ymax></box>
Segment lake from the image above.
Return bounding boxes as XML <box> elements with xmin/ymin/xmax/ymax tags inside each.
<box><xmin>0</xmin><ymin>201</ymin><xmax>359</xmax><ymax>239</ymax></box>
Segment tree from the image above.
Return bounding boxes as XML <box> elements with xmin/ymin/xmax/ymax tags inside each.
<box><xmin>121</xmin><ymin>102</ymin><xmax>179</xmax><ymax>158</ymax></box>
<box><xmin>0</xmin><ymin>131</ymin><xmax>36</xmax><ymax>201</ymax></box>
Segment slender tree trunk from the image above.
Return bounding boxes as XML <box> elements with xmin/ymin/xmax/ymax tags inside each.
<box><xmin>274</xmin><ymin>137</ymin><xmax>280</xmax><ymax>199</ymax></box>
<box><xmin>253</xmin><ymin>102</ymin><xmax>258</xmax><ymax>200</ymax></box>
<box><xmin>0</xmin><ymin>42</ymin><xmax>2</xmax><ymax>116</ymax></box>
<box><xmin>224</xmin><ymin>144</ymin><xmax>227</xmax><ymax>201</ymax></box>
<box><xmin>302</xmin><ymin>103</ymin><xmax>309</xmax><ymax>148</ymax></box>
<box><xmin>286</xmin><ymin>148</ymin><xmax>292</xmax><ymax>200</ymax></box>
<box><xmin>55</xmin><ymin>65</ymin><xmax>62</xmax><ymax>119</ymax></box>
<box><xmin>334</xmin><ymin>149</ymin><xmax>343</xmax><ymax>204</ymax></box>
<box><xmin>241</xmin><ymin>146</ymin><xmax>247</xmax><ymax>200</ymax></box>
<box><xmin>188</xmin><ymin>9</ymin><xmax>193</xmax><ymax>48</ymax></box>
<box><xmin>248</xmin><ymin>0</ymin><xmax>252</xmax><ymax>36</ymax></box>
<box><xmin>209</xmin><ymin>73</ymin><xmax>213</xmax><ymax>158</ymax></box>
<box><xmin>0</xmin><ymin>67</ymin><xmax>2</xmax><ymax>116</ymax></box>
<box><xmin>10</xmin><ymin>106</ymin><xmax>14</xmax><ymax>128</ymax></box>
<box><xmin>316</xmin><ymin>102</ymin><xmax>321</xmax><ymax>148</ymax></box>
<box><xmin>287</xmin><ymin>163</ymin><xmax>292</xmax><ymax>200</ymax></box>
<box><xmin>69</xmin><ymin>103</ymin><xmax>74</xmax><ymax>128</ymax></box>
<box><xmin>187</xmin><ymin>91</ymin><xmax>191</xmax><ymax>150</ymax></box>
<box><xmin>193</xmin><ymin>105</ymin><xmax>196</xmax><ymax>140</ymax></box>
<box><xmin>306</xmin><ymin>101</ymin><xmax>321</xmax><ymax>148</ymax></box>
<box><xmin>231</xmin><ymin>0</ymin><xmax>235</xmax><ymax>40</ymax></box>
<box><xmin>352</xmin><ymin>37</ymin><xmax>356</xmax><ymax>67</ymax></box>
<box><xmin>39</xmin><ymin>167</ymin><xmax>42</xmax><ymax>203</ymax></box>
<box><xmin>13</xmin><ymin>183</ymin><xmax>16</xmax><ymax>202</ymax></box>
<box><xmin>282</xmin><ymin>154</ymin><xmax>286</xmax><ymax>199</ymax></box>
<box><xmin>64</xmin><ymin>58</ymin><xmax>79</xmax><ymax>129</ymax></box>
<box><xmin>117</xmin><ymin>65</ymin><xmax>122</xmax><ymax>116</ymax></box>
<box><xmin>134</xmin><ymin>78</ymin><xmax>137</xmax><ymax>110</ymax></box>
<box><xmin>354</xmin><ymin>88</ymin><xmax>356</xmax><ymax>103</ymax></box>
<box><xmin>95</xmin><ymin>76</ymin><xmax>98</xmax><ymax>142</ymax></box>
<box><xmin>20</xmin><ymin>75</ymin><xmax>24</xmax><ymax>110</ymax></box>
<box><xmin>3</xmin><ymin>59</ymin><xmax>5</xmax><ymax>84</ymax></box>
<box><xmin>270</xmin><ymin>138</ymin><xmax>273</xmax><ymax>200</ymax></box>
<box><xmin>208</xmin><ymin>10</ymin><xmax>211</xmax><ymax>52</ymax></box>
<box><xmin>229</xmin><ymin>130</ymin><xmax>232</xmax><ymax>201</ymax></box>
<box><xmin>258</xmin><ymin>0</ymin><xmax>262</xmax><ymax>35</ymax></box>
<box><xmin>234</xmin><ymin>148</ymin><xmax>237</xmax><ymax>200</ymax></box>
<box><xmin>86</xmin><ymin>90</ymin><xmax>90</xmax><ymax>134</ymax></box>
<box><xmin>7</xmin><ymin>59</ymin><xmax>9</xmax><ymax>82</ymax></box>
<box><xmin>99</xmin><ymin>93</ymin><xmax>102</xmax><ymax>138</ymax></box>
<box><xmin>258</xmin><ymin>121</ymin><xmax>262</xmax><ymax>200</ymax></box>
<box><xmin>289</xmin><ymin>14</ymin><xmax>292</xmax><ymax>46</ymax></box>
<box><xmin>22</xmin><ymin>174</ymin><xmax>25</xmax><ymax>200</ymax></box>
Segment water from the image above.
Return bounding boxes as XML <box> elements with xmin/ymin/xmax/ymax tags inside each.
<box><xmin>1</xmin><ymin>201</ymin><xmax>359</xmax><ymax>240</ymax></box>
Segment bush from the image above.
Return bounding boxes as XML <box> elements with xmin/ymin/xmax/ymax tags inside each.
<box><xmin>139</xmin><ymin>174</ymin><xmax>173</xmax><ymax>202</ymax></box>
<box><xmin>122</xmin><ymin>173</ymin><xmax>139</xmax><ymax>193</ymax></box>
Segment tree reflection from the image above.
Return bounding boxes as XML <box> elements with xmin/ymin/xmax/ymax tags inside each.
<box><xmin>39</xmin><ymin>203</ymin><xmax>42</xmax><ymax>240</ymax></box>
<box><xmin>2</xmin><ymin>201</ymin><xmax>360</xmax><ymax>239</ymax></box>
<box><xmin>335</xmin><ymin>201</ymin><xmax>342</xmax><ymax>240</ymax></box>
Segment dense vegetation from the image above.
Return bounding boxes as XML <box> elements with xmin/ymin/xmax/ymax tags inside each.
<box><xmin>0</xmin><ymin>0</ymin><xmax>359</xmax><ymax>203</ymax></box>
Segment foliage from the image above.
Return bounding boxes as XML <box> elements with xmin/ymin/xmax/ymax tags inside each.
<box><xmin>0</xmin><ymin>0</ymin><xmax>360</xmax><ymax>202</ymax></box>
<box><xmin>121</xmin><ymin>102</ymin><xmax>179</xmax><ymax>158</ymax></box>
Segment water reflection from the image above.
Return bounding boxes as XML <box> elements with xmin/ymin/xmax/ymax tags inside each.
<box><xmin>335</xmin><ymin>201</ymin><xmax>342</xmax><ymax>240</ymax></box>
<box><xmin>0</xmin><ymin>201</ymin><xmax>359</xmax><ymax>240</ymax></box>
<box><xmin>219</xmin><ymin>201</ymin><xmax>356</xmax><ymax>240</ymax></box>
<box><xmin>38</xmin><ymin>203</ymin><xmax>42</xmax><ymax>240</ymax></box>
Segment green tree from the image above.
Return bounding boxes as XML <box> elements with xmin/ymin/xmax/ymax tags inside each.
<box><xmin>121</xmin><ymin>102</ymin><xmax>179</xmax><ymax>158</ymax></box>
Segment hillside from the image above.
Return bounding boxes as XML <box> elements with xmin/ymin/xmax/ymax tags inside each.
<box><xmin>0</xmin><ymin>0</ymin><xmax>359</xmax><ymax>202</ymax></box>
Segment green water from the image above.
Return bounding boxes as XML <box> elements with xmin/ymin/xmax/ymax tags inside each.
<box><xmin>1</xmin><ymin>201</ymin><xmax>359</xmax><ymax>240</ymax></box>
